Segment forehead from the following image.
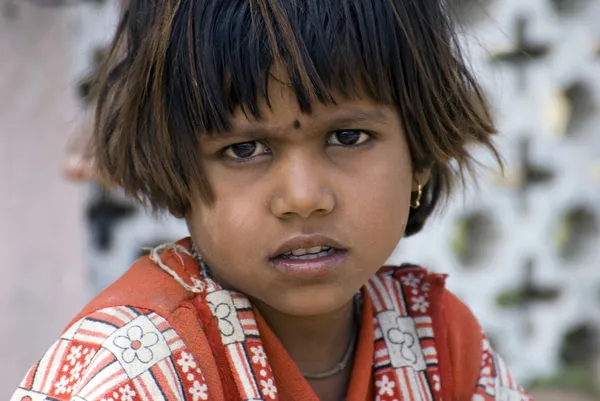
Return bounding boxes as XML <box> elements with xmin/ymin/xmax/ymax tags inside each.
<box><xmin>225</xmin><ymin>76</ymin><xmax>396</xmax><ymax>134</ymax></box>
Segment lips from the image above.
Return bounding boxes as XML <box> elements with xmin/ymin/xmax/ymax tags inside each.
<box><xmin>270</xmin><ymin>234</ymin><xmax>346</xmax><ymax>259</ymax></box>
<box><xmin>269</xmin><ymin>234</ymin><xmax>349</xmax><ymax>279</ymax></box>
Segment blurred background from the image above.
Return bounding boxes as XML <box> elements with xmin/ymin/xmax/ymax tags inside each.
<box><xmin>1</xmin><ymin>0</ymin><xmax>599</xmax><ymax>399</ymax></box>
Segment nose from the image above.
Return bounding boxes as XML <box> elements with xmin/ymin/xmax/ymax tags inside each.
<box><xmin>270</xmin><ymin>153</ymin><xmax>336</xmax><ymax>220</ymax></box>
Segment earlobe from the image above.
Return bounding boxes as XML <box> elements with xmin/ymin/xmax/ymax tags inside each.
<box><xmin>170</xmin><ymin>208</ymin><xmax>186</xmax><ymax>219</ymax></box>
<box><xmin>412</xmin><ymin>168</ymin><xmax>432</xmax><ymax>191</ymax></box>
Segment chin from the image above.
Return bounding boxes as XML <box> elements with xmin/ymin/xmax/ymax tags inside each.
<box><xmin>259</xmin><ymin>286</ymin><xmax>356</xmax><ymax>317</ymax></box>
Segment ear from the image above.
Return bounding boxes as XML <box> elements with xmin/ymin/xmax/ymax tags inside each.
<box><xmin>412</xmin><ymin>167</ymin><xmax>432</xmax><ymax>190</ymax></box>
<box><xmin>169</xmin><ymin>207</ymin><xmax>186</xmax><ymax>219</ymax></box>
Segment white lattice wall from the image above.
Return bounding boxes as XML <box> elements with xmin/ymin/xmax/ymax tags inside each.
<box><xmin>74</xmin><ymin>0</ymin><xmax>600</xmax><ymax>393</ymax></box>
<box><xmin>392</xmin><ymin>0</ymin><xmax>600</xmax><ymax>386</ymax></box>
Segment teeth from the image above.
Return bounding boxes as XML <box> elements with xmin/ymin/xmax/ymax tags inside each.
<box><xmin>307</xmin><ymin>246</ymin><xmax>324</xmax><ymax>253</ymax></box>
<box><xmin>282</xmin><ymin>247</ymin><xmax>335</xmax><ymax>260</ymax></box>
<box><xmin>287</xmin><ymin>246</ymin><xmax>330</xmax><ymax>256</ymax></box>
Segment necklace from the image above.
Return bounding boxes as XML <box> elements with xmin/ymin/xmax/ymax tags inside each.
<box><xmin>191</xmin><ymin>241</ymin><xmax>361</xmax><ymax>380</ymax></box>
<box><xmin>300</xmin><ymin>321</ymin><xmax>359</xmax><ymax>380</ymax></box>
<box><xmin>301</xmin><ymin>293</ymin><xmax>361</xmax><ymax>380</ymax></box>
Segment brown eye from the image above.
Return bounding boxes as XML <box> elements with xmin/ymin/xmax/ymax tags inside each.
<box><xmin>223</xmin><ymin>141</ymin><xmax>270</xmax><ymax>160</ymax></box>
<box><xmin>328</xmin><ymin>130</ymin><xmax>371</xmax><ymax>146</ymax></box>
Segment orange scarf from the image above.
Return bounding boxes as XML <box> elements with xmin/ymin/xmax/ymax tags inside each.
<box><xmin>36</xmin><ymin>238</ymin><xmax>526</xmax><ymax>401</ymax></box>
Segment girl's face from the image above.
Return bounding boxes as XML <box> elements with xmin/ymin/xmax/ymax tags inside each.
<box><xmin>186</xmin><ymin>77</ymin><xmax>425</xmax><ymax>317</ymax></box>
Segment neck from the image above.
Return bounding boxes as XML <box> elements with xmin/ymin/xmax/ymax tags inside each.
<box><xmin>253</xmin><ymin>297</ymin><xmax>357</xmax><ymax>379</ymax></box>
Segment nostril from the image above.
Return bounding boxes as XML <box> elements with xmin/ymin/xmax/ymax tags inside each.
<box><xmin>270</xmin><ymin>188</ymin><xmax>336</xmax><ymax>219</ymax></box>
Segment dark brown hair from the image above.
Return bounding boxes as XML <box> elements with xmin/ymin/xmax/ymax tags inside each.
<box><xmin>94</xmin><ymin>0</ymin><xmax>500</xmax><ymax>236</ymax></box>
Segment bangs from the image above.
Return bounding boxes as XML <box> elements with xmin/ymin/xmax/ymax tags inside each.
<box><xmin>164</xmin><ymin>0</ymin><xmax>449</xmax><ymax>132</ymax></box>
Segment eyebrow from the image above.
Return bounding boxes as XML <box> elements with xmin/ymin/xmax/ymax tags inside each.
<box><xmin>205</xmin><ymin>108</ymin><xmax>392</xmax><ymax>141</ymax></box>
<box><xmin>324</xmin><ymin>109</ymin><xmax>392</xmax><ymax>130</ymax></box>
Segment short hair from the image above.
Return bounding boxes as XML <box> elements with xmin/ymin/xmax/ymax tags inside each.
<box><xmin>93</xmin><ymin>0</ymin><xmax>500</xmax><ymax>236</ymax></box>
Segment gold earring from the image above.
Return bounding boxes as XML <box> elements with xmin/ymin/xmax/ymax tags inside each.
<box><xmin>411</xmin><ymin>184</ymin><xmax>423</xmax><ymax>209</ymax></box>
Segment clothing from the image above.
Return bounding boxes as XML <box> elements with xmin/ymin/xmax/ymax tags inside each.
<box><xmin>11</xmin><ymin>239</ymin><xmax>531</xmax><ymax>401</ymax></box>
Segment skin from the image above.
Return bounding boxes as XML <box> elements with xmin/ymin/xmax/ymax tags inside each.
<box><xmin>185</xmin><ymin>76</ymin><xmax>429</xmax><ymax>399</ymax></box>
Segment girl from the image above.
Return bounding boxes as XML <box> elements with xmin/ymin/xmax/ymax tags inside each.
<box><xmin>12</xmin><ymin>0</ymin><xmax>532</xmax><ymax>400</ymax></box>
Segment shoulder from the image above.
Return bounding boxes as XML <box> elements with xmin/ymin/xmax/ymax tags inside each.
<box><xmin>371</xmin><ymin>265</ymin><xmax>482</xmax><ymax>354</ymax></box>
<box><xmin>11</xmin><ymin>305</ymin><xmax>208</xmax><ymax>401</ymax></box>
<box><xmin>374</xmin><ymin>265</ymin><xmax>531</xmax><ymax>400</ymax></box>
<box><xmin>12</xmin><ymin>244</ymin><xmax>224</xmax><ymax>400</ymax></box>
<box><xmin>440</xmin><ymin>291</ymin><xmax>485</xmax><ymax>400</ymax></box>
<box><xmin>369</xmin><ymin>266</ymin><xmax>485</xmax><ymax>398</ymax></box>
<box><xmin>67</xmin><ymin>253</ymin><xmax>197</xmax><ymax>327</ymax></box>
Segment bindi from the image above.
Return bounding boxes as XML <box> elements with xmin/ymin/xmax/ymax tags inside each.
<box><xmin>292</xmin><ymin>119</ymin><xmax>301</xmax><ymax>130</ymax></box>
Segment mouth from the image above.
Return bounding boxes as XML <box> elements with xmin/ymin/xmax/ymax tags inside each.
<box><xmin>270</xmin><ymin>234</ymin><xmax>346</xmax><ymax>259</ymax></box>
<box><xmin>279</xmin><ymin>245</ymin><xmax>336</xmax><ymax>260</ymax></box>
<box><xmin>269</xmin><ymin>235</ymin><xmax>349</xmax><ymax>279</ymax></box>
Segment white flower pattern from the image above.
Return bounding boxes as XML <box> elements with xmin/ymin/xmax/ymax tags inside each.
<box><xmin>83</xmin><ymin>348</ymin><xmax>97</xmax><ymax>366</ymax></box>
<box><xmin>189</xmin><ymin>380</ymin><xmax>209</xmax><ymax>400</ymax></box>
<box><xmin>482</xmin><ymin>337</ymin><xmax>491</xmax><ymax>352</ymax></box>
<box><xmin>411</xmin><ymin>295</ymin><xmax>430</xmax><ymax>313</ymax></box>
<box><xmin>119</xmin><ymin>384</ymin><xmax>137</xmax><ymax>401</ymax></box>
<box><xmin>376</xmin><ymin>374</ymin><xmax>396</xmax><ymax>396</ymax></box>
<box><xmin>432</xmin><ymin>374</ymin><xmax>441</xmax><ymax>391</ymax></box>
<box><xmin>387</xmin><ymin>320</ymin><xmax>418</xmax><ymax>365</ymax></box>
<box><xmin>251</xmin><ymin>346</ymin><xmax>267</xmax><ymax>367</ymax></box>
<box><xmin>261</xmin><ymin>378</ymin><xmax>277</xmax><ymax>399</ymax></box>
<box><xmin>212</xmin><ymin>302</ymin><xmax>235</xmax><ymax>336</ymax></box>
<box><xmin>401</xmin><ymin>273</ymin><xmax>421</xmax><ymax>288</ymax></box>
<box><xmin>66</xmin><ymin>345</ymin><xmax>83</xmax><ymax>366</ymax></box>
<box><xmin>177</xmin><ymin>351</ymin><xmax>197</xmax><ymax>373</ymax></box>
<box><xmin>69</xmin><ymin>362</ymin><xmax>83</xmax><ymax>383</ymax></box>
<box><xmin>113</xmin><ymin>325</ymin><xmax>159</xmax><ymax>364</ymax></box>
<box><xmin>54</xmin><ymin>375</ymin><xmax>71</xmax><ymax>395</ymax></box>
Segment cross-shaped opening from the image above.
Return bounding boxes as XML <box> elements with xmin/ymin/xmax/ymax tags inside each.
<box><xmin>554</xmin><ymin>206</ymin><xmax>599</xmax><ymax>264</ymax></box>
<box><xmin>559</xmin><ymin>324</ymin><xmax>598</xmax><ymax>369</ymax></box>
<box><xmin>550</xmin><ymin>0</ymin><xmax>592</xmax><ymax>16</ymax></box>
<box><xmin>492</xmin><ymin>137</ymin><xmax>556</xmax><ymax>213</ymax></box>
<box><xmin>86</xmin><ymin>190</ymin><xmax>137</xmax><ymax>251</ymax></box>
<box><xmin>77</xmin><ymin>46</ymin><xmax>109</xmax><ymax>105</ymax></box>
<box><xmin>448</xmin><ymin>0</ymin><xmax>494</xmax><ymax>26</ymax></box>
<box><xmin>563</xmin><ymin>81</ymin><xmax>597</xmax><ymax>138</ymax></box>
<box><xmin>496</xmin><ymin>259</ymin><xmax>561</xmax><ymax>308</ymax></box>
<box><xmin>495</xmin><ymin>259</ymin><xmax>561</xmax><ymax>337</ymax></box>
<box><xmin>489</xmin><ymin>15</ymin><xmax>551</xmax><ymax>91</ymax></box>
<box><xmin>451</xmin><ymin>211</ymin><xmax>498</xmax><ymax>268</ymax></box>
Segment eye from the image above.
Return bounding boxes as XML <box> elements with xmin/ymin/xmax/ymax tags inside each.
<box><xmin>327</xmin><ymin>130</ymin><xmax>372</xmax><ymax>147</ymax></box>
<box><xmin>223</xmin><ymin>141</ymin><xmax>271</xmax><ymax>160</ymax></box>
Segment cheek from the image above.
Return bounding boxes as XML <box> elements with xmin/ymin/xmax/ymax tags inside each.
<box><xmin>360</xmin><ymin>142</ymin><xmax>412</xmax><ymax>203</ymax></box>
<box><xmin>343</xmin><ymin>145</ymin><xmax>413</xmax><ymax>249</ymax></box>
<box><xmin>188</xmin><ymin>186</ymin><xmax>267</xmax><ymax>262</ymax></box>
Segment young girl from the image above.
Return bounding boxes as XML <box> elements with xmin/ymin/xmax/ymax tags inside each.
<box><xmin>11</xmin><ymin>1</ymin><xmax>532</xmax><ymax>400</ymax></box>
